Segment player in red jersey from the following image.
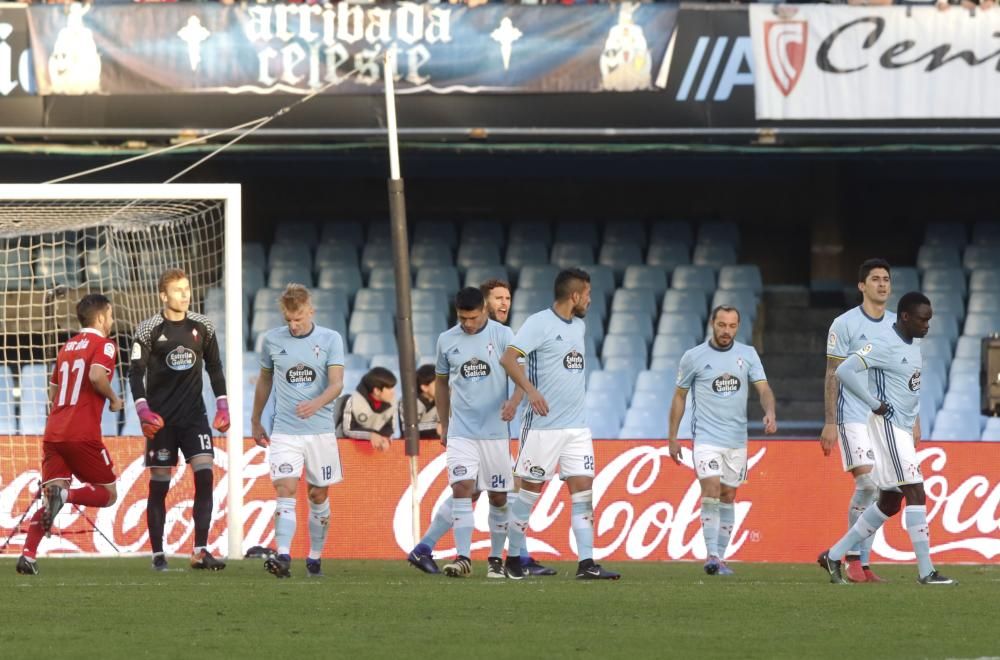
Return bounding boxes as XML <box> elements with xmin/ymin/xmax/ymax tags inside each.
<box><xmin>16</xmin><ymin>294</ymin><xmax>124</xmax><ymax>575</ymax></box>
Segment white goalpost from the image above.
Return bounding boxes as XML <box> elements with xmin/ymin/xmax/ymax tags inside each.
<box><xmin>0</xmin><ymin>183</ymin><xmax>244</xmax><ymax>560</ymax></box>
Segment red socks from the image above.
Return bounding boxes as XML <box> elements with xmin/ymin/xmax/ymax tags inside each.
<box><xmin>67</xmin><ymin>485</ymin><xmax>112</xmax><ymax>508</ymax></box>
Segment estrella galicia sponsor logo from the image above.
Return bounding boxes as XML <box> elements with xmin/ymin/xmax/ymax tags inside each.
<box><xmin>529</xmin><ymin>465</ymin><xmax>545</xmax><ymax>478</ymax></box>
<box><xmin>711</xmin><ymin>373</ymin><xmax>741</xmax><ymax>396</ymax></box>
<box><xmin>166</xmin><ymin>345</ymin><xmax>196</xmax><ymax>371</ymax></box>
<box><xmin>563</xmin><ymin>350</ymin><xmax>584</xmax><ymax>372</ymax></box>
<box><xmin>286</xmin><ymin>363</ymin><xmax>317</xmax><ymax>387</ymax></box>
<box><xmin>453</xmin><ymin>465</ymin><xmax>468</xmax><ymax>477</ymax></box>
<box><xmin>460</xmin><ymin>358</ymin><xmax>490</xmax><ymax>381</ymax></box>
<box><xmin>909</xmin><ymin>369</ymin><xmax>921</xmax><ymax>392</ymax></box>
<box><xmin>708</xmin><ymin>459</ymin><xmax>720</xmax><ymax>471</ymax></box>
<box><xmin>156</xmin><ymin>449</ymin><xmax>172</xmax><ymax>462</ymax></box>
<box><xmin>278</xmin><ymin>463</ymin><xmax>294</xmax><ymax>475</ymax></box>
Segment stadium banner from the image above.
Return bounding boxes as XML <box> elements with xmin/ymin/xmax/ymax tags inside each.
<box><xmin>25</xmin><ymin>2</ymin><xmax>677</xmax><ymax>96</ymax></box>
<box><xmin>750</xmin><ymin>4</ymin><xmax>1000</xmax><ymax>120</ymax></box>
<box><xmin>2</xmin><ymin>438</ymin><xmax>998</xmax><ymax>565</ymax></box>
<box><xmin>0</xmin><ymin>2</ymin><xmax>34</xmax><ymax>97</ymax></box>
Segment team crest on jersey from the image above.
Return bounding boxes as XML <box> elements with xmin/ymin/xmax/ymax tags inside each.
<box><xmin>908</xmin><ymin>369</ymin><xmax>921</xmax><ymax>392</ymax></box>
<box><xmin>736</xmin><ymin>357</ymin><xmax>745</xmax><ymax>371</ymax></box>
<box><xmin>563</xmin><ymin>350</ymin><xmax>584</xmax><ymax>372</ymax></box>
<box><xmin>192</xmin><ymin>328</ymin><xmax>199</xmax><ymax>341</ymax></box>
<box><xmin>711</xmin><ymin>373</ymin><xmax>741</xmax><ymax>397</ymax></box>
<box><xmin>859</xmin><ymin>343</ymin><xmax>873</xmax><ymax>356</ymax></box>
<box><xmin>286</xmin><ymin>363</ymin><xmax>317</xmax><ymax>387</ymax></box>
<box><xmin>313</xmin><ymin>345</ymin><xmax>322</xmax><ymax>360</ymax></box>
<box><xmin>166</xmin><ymin>346</ymin><xmax>196</xmax><ymax>371</ymax></box>
<box><xmin>460</xmin><ymin>358</ymin><xmax>490</xmax><ymax>381</ymax></box>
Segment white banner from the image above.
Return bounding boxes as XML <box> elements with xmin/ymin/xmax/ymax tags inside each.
<box><xmin>750</xmin><ymin>4</ymin><xmax>1000</xmax><ymax>119</ymax></box>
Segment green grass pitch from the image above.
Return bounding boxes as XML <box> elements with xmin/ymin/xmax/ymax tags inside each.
<box><xmin>1</xmin><ymin>559</ymin><xmax>996</xmax><ymax>659</ymax></box>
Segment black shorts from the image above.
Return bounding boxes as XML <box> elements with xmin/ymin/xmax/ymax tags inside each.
<box><xmin>145</xmin><ymin>420</ymin><xmax>214</xmax><ymax>468</ymax></box>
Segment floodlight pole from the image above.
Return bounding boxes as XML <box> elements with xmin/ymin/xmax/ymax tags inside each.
<box><xmin>384</xmin><ymin>49</ymin><xmax>421</xmax><ymax>544</ymax></box>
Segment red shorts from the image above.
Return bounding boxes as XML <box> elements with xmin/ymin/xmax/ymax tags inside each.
<box><xmin>42</xmin><ymin>440</ymin><xmax>117</xmax><ymax>486</ymax></box>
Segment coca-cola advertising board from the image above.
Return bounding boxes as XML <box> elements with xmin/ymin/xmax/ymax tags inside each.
<box><xmin>2</xmin><ymin>438</ymin><xmax>998</xmax><ymax>563</ymax></box>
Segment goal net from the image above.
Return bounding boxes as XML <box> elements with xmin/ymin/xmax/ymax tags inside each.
<box><xmin>0</xmin><ymin>184</ymin><xmax>244</xmax><ymax>560</ymax></box>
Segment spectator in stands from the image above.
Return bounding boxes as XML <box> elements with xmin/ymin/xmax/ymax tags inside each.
<box><xmin>337</xmin><ymin>367</ymin><xmax>397</xmax><ymax>452</ymax></box>
<box><xmin>401</xmin><ymin>364</ymin><xmax>440</xmax><ymax>440</ymax></box>
<box><xmin>937</xmin><ymin>0</ymin><xmax>994</xmax><ymax>10</ymax></box>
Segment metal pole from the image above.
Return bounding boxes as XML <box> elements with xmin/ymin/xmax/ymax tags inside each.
<box><xmin>384</xmin><ymin>50</ymin><xmax>421</xmax><ymax>543</ymax></box>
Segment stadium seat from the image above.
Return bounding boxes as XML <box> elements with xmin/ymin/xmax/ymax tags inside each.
<box><xmin>603</xmin><ymin>355</ymin><xmax>647</xmax><ymax>379</ymax></box>
<box><xmin>410</xmin><ymin>243</ymin><xmax>453</xmax><ymax>270</ymax></box>
<box><xmin>604</xmin><ymin>221</ymin><xmax>646</xmax><ymax>245</ymax></box>
<box><xmin>923</xmin><ymin>222</ymin><xmax>967</xmax><ymax>247</ymax></box>
<box><xmin>646</xmin><ymin>243</ymin><xmax>690</xmax><ymax>272</ymax></box>
<box><xmin>670</xmin><ymin>265</ymin><xmax>716</xmax><ymax>293</ymax></box>
<box><xmin>649</xmin><ymin>221</ymin><xmax>693</xmax><ymax>246</ymax></box>
<box><xmin>662</xmin><ymin>289</ymin><xmax>709</xmax><ymax>321</ymax></box>
<box><xmin>635</xmin><ymin>370</ymin><xmax>676</xmax><ymax>396</ymax></box>
<box><xmin>352</xmin><ymin>332</ymin><xmax>397</xmax><ymax>359</ymax></box>
<box><xmin>599</xmin><ymin>244</ymin><xmax>643</xmax><ymax>279</ymax></box>
<box><xmin>18</xmin><ymin>364</ymin><xmax>50</xmax><ymax>435</ymax></box>
<box><xmin>518</xmin><ymin>265</ymin><xmax>560</xmax><ymax>290</ymax></box>
<box><xmin>411</xmin><ymin>288</ymin><xmax>450</xmax><ymax>315</ymax></box>
<box><xmin>314</xmin><ymin>309</ymin><xmax>347</xmax><ymax>338</ymax></box>
<box><xmin>949</xmin><ymin>357</ymin><xmax>979</xmax><ymax>379</ymax></box>
<box><xmin>456</xmin><ymin>243</ymin><xmax>502</xmax><ymax>274</ymax></box>
<box><xmin>203</xmin><ymin>287</ymin><xmax>225</xmax><ymax>313</ymax></box>
<box><xmin>926</xmin><ymin>290</ymin><xmax>965</xmax><ymax>322</ymax></box>
<box><xmin>274</xmin><ymin>222</ymin><xmax>318</xmax><ymax>246</ymax></box>
<box><xmin>962</xmin><ymin>245</ymin><xmax>994</xmax><ymax>272</ymax></box>
<box><xmin>413</xmin><ymin>220</ymin><xmax>457</xmax><ymax>248</ymax></box>
<box><xmin>509</xmin><ymin>220</ymin><xmax>551</xmax><ymax>247</ymax></box>
<box><xmin>414</xmin><ymin>333</ymin><xmax>437</xmax><ymax>359</ymax></box>
<box><xmin>368</xmin><ymin>353</ymin><xmax>402</xmax><ymax>373</ymax></box>
<box><xmin>711</xmin><ymin>290</ymin><xmax>758</xmax><ymax>322</ymax></box>
<box><xmin>412</xmin><ymin>311</ymin><xmax>447</xmax><ymax>336</ymax></box>
<box><xmin>717</xmin><ymin>265</ymin><xmax>763</xmax><ymax>295</ymax></box>
<box><xmin>652</xmin><ymin>334</ymin><xmax>699</xmax><ymax>359</ymax></box>
<box><xmin>354</xmin><ymin>288</ymin><xmax>395</xmax><ymax>312</ymax></box>
<box><xmin>585</xmin><ymin>383</ymin><xmax>627</xmax><ymax>423</ymax></box>
<box><xmin>931</xmin><ymin>409</ymin><xmax>982</xmax><ymax>441</ymax></box>
<box><xmin>550</xmin><ymin>242</ymin><xmax>595</xmax><ymax>268</ymax></box>
<box><xmin>311</xmin><ymin>289</ymin><xmax>349</xmax><ymax>314</ymax></box>
<box><xmin>970</xmin><ymin>268</ymin><xmax>1000</xmax><ymax>293</ymax></box>
<box><xmin>460</xmin><ymin>220</ymin><xmax>505</xmax><ymax>247</ymax></box>
<box><xmin>269</xmin><ymin>242</ymin><xmax>314</xmax><ymax>274</ymax></box>
<box><xmin>464</xmin><ymin>265</ymin><xmax>509</xmax><ymax>289</ymax></box>
<box><xmin>982</xmin><ymin>417</ymin><xmax>1000</xmax><ymax>441</ymax></box>
<box><xmin>268</xmin><ymin>263</ymin><xmax>312</xmax><ymax>289</ymax></box>
<box><xmin>84</xmin><ymin>247</ymin><xmax>129</xmax><ymax>290</ymax></box>
<box><xmin>657</xmin><ymin>312</ymin><xmax>704</xmax><ymax>339</ymax></box>
<box><xmin>611</xmin><ymin>289</ymin><xmax>658</xmax><ymax>321</ymax></box>
<box><xmin>505</xmin><ymin>242</ymin><xmax>549</xmax><ymax>273</ymax></box>
<box><xmin>242</xmin><ymin>263</ymin><xmax>265</xmax><ymax>297</ymax></box>
<box><xmin>697</xmin><ymin>221</ymin><xmax>740</xmax><ymax>247</ymax></box>
<box><xmin>584</xmin><ymin>315</ymin><xmax>605</xmax><ymax>349</ymax></box>
<box><xmin>360</xmin><ymin>243</ymin><xmax>394</xmax><ymax>274</ymax></box>
<box><xmin>889</xmin><ymin>266</ymin><xmax>920</xmax><ymax>294</ymax></box>
<box><xmin>415</xmin><ymin>266</ymin><xmax>461</xmax><ymax>296</ymax></box>
<box><xmin>922</xmin><ymin>267</ymin><xmax>967</xmax><ymax>297</ymax></box>
<box><xmin>941</xmin><ymin>390</ymin><xmax>978</xmax><ymax>413</ymax></box>
<box><xmin>927</xmin><ymin>311</ymin><xmax>960</xmax><ymax>345</ymax></box>
<box><xmin>320</xmin><ymin>221</ymin><xmax>365</xmax><ymax>247</ymax></box>
<box><xmin>243</xmin><ymin>242</ymin><xmax>266</xmax><ymax>266</ymax></box>
<box><xmin>623</xmin><ymin>265</ymin><xmax>668</xmax><ymax>299</ymax></box>
<box><xmin>629</xmin><ymin>391</ymin><xmax>663</xmax><ymax>412</ymax></box>
<box><xmin>251</xmin><ymin>308</ymin><xmax>282</xmax><ymax>342</ymax></box>
<box><xmin>315</xmin><ymin>242</ymin><xmax>359</xmax><ymax>271</ymax></box>
<box><xmin>368</xmin><ymin>266</ymin><xmax>402</xmax><ymax>290</ymax></box>
<box><xmin>971</xmin><ymin>221</ymin><xmax>1000</xmax><ymax>245</ymax></box>
<box><xmin>963</xmin><ymin>312</ymin><xmax>1000</xmax><ymax>338</ymax></box>
<box><xmin>589</xmin><ymin>369</ymin><xmax>635</xmax><ymax>404</ymax></box>
<box><xmin>589</xmin><ymin>415</ymin><xmax>623</xmax><ymax>440</ymax></box>
<box><xmin>607</xmin><ymin>312</ymin><xmax>654</xmax><ymax>347</ymax></box>
<box><xmin>317</xmin><ymin>265</ymin><xmax>363</xmax><ymax>300</ymax></box>
<box><xmin>35</xmin><ymin>245</ymin><xmax>80</xmax><ymax>288</ymax></box>
<box><xmin>583</xmin><ymin>264</ymin><xmax>616</xmax><ymax>302</ymax></box>
<box><xmin>349</xmin><ymin>311</ymin><xmax>393</xmax><ymax>341</ymax></box>
<box><xmin>253</xmin><ymin>287</ymin><xmax>284</xmax><ymax>311</ymax></box>
<box><xmin>555</xmin><ymin>221</ymin><xmax>600</xmax><ymax>248</ymax></box>
<box><xmin>649</xmin><ymin>355</ymin><xmax>681</xmax><ymax>373</ymax></box>
<box><xmin>0</xmin><ymin>367</ymin><xmax>16</xmax><ymax>433</ymax></box>
<box><xmin>692</xmin><ymin>244</ymin><xmax>737</xmax><ymax>270</ymax></box>
<box><xmin>340</xmin><ymin>353</ymin><xmax>367</xmax><ymax>371</ymax></box>
<box><xmin>917</xmin><ymin>245</ymin><xmax>963</xmax><ymax>272</ymax></box>
<box><xmin>920</xmin><ymin>335</ymin><xmax>953</xmax><ymax>362</ymax></box>
<box><xmin>954</xmin><ymin>336</ymin><xmax>981</xmax><ymax>360</ymax></box>
<box><xmin>620</xmin><ymin>408</ymin><xmax>667</xmax><ymax>439</ymax></box>
<box><xmin>968</xmin><ymin>292</ymin><xmax>1000</xmax><ymax>315</ymax></box>
<box><xmin>601</xmin><ymin>334</ymin><xmax>647</xmax><ymax>364</ymax></box>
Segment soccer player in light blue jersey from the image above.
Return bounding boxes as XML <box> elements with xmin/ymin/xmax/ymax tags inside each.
<box><xmin>250</xmin><ymin>284</ymin><xmax>345</xmax><ymax>579</ymax></box>
<box><xmin>819</xmin><ymin>292</ymin><xmax>956</xmax><ymax>586</ymax></box>
<box><xmin>500</xmin><ymin>268</ymin><xmax>620</xmax><ymax>580</ymax></box>
<box><xmin>668</xmin><ymin>305</ymin><xmax>777</xmax><ymax>576</ymax></box>
<box><xmin>821</xmin><ymin>258</ymin><xmax>896</xmax><ymax>583</ymax></box>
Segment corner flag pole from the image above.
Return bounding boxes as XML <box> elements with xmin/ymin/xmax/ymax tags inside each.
<box><xmin>384</xmin><ymin>49</ymin><xmax>421</xmax><ymax>545</ymax></box>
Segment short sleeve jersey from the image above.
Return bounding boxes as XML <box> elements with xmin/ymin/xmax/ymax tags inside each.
<box><xmin>435</xmin><ymin>319</ymin><xmax>514</xmax><ymax>441</ymax></box>
<box><xmin>676</xmin><ymin>340</ymin><xmax>767</xmax><ymax>449</ymax></box>
<box><xmin>45</xmin><ymin>329</ymin><xmax>117</xmax><ymax>444</ymax></box>
<box><xmin>854</xmin><ymin>327</ymin><xmax>922</xmax><ymax>430</ymax></box>
<box><xmin>510</xmin><ymin>308</ymin><xmax>587</xmax><ymax>431</ymax></box>
<box><xmin>260</xmin><ymin>324</ymin><xmax>345</xmax><ymax>435</ymax></box>
<box><xmin>827</xmin><ymin>306</ymin><xmax>897</xmax><ymax>425</ymax></box>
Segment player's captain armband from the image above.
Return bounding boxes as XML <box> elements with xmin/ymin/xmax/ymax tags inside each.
<box><xmin>131</xmin><ymin>343</ymin><xmax>142</xmax><ymax>360</ymax></box>
<box><xmin>104</xmin><ymin>343</ymin><xmax>116</xmax><ymax>359</ymax></box>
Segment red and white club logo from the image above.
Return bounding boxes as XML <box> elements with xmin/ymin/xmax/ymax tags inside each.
<box><xmin>764</xmin><ymin>20</ymin><xmax>808</xmax><ymax>97</ymax></box>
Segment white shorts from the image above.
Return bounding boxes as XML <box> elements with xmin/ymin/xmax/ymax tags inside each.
<box><xmin>269</xmin><ymin>433</ymin><xmax>344</xmax><ymax>487</ymax></box>
<box><xmin>446</xmin><ymin>437</ymin><xmax>514</xmax><ymax>492</ymax></box>
<box><xmin>867</xmin><ymin>413</ymin><xmax>922</xmax><ymax>489</ymax></box>
<box><xmin>838</xmin><ymin>422</ymin><xmax>876</xmax><ymax>472</ymax></box>
<box><xmin>692</xmin><ymin>444</ymin><xmax>747</xmax><ymax>488</ymax></box>
<box><xmin>514</xmin><ymin>428</ymin><xmax>594</xmax><ymax>482</ymax></box>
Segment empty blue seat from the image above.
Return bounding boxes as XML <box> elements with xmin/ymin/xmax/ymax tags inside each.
<box><xmin>931</xmin><ymin>409</ymin><xmax>982</xmax><ymax>441</ymax></box>
<box><xmin>657</xmin><ymin>312</ymin><xmax>704</xmax><ymax>339</ymax></box>
<box><xmin>342</xmin><ymin>353</ymin><xmax>369</xmax><ymax>371</ymax></box>
<box><xmin>963</xmin><ymin>245</ymin><xmax>995</xmax><ymax>272</ymax></box>
<box><xmin>671</xmin><ymin>265</ymin><xmax>716</xmax><ymax>292</ymax></box>
<box><xmin>412</xmin><ymin>311</ymin><xmax>447</xmax><ymax>336</ymax></box>
<box><xmin>360</xmin><ymin>243</ymin><xmax>394</xmax><ymax>274</ymax></box>
<box><xmin>711</xmin><ymin>290</ymin><xmax>758</xmax><ymax>322</ymax></box>
<box><xmin>414</xmin><ymin>333</ymin><xmax>437</xmax><ymax>359</ymax></box>
<box><xmin>456</xmin><ymin>243</ymin><xmax>501</xmax><ymax>273</ymax></box>
<box><xmin>964</xmin><ymin>312</ymin><xmax>1000</xmax><ymax>338</ymax></box>
<box><xmin>646</xmin><ymin>243</ymin><xmax>690</xmax><ymax>271</ymax></box>
<box><xmin>315</xmin><ymin>243</ymin><xmax>359</xmax><ymax>271</ymax></box>
<box><xmin>693</xmin><ymin>244</ymin><xmax>737</xmax><ymax>270</ymax></box>
<box><xmin>928</xmin><ymin>312</ymin><xmax>960</xmax><ymax>345</ymax></box>
<box><xmin>411</xmin><ymin>288</ymin><xmax>450</xmax><ymax>315</ymax></box>
<box><xmin>368</xmin><ymin>353</ymin><xmax>402</xmax><ymax>373</ymax></box>
<box><xmin>601</xmin><ymin>334</ymin><xmax>647</xmax><ymax>364</ymax></box>
<box><xmin>604</xmin><ymin>221</ymin><xmax>646</xmax><ymax>245</ymax></box>
<box><xmin>982</xmin><ymin>417</ymin><xmax>1000</xmax><ymax>441</ymax></box>
<box><xmin>555</xmin><ymin>221</ymin><xmax>600</xmax><ymax>247</ymax></box>
<box><xmin>620</xmin><ymin>408</ymin><xmax>667</xmax><ymax>439</ymax></box>
<box><xmin>368</xmin><ymin>266</ymin><xmax>402</xmax><ymax>290</ymax></box>
<box><xmin>349</xmin><ymin>311</ymin><xmax>393</xmax><ymax>340</ymax></box>
<box><xmin>941</xmin><ymin>390</ymin><xmax>978</xmax><ymax>413</ymax></box>
<box><xmin>924</xmin><ymin>222</ymin><xmax>967</xmax><ymax>247</ymax></box>
<box><xmin>268</xmin><ymin>263</ymin><xmax>312</xmax><ymax>289</ymax></box>
<box><xmin>922</xmin><ymin>267</ymin><xmax>967</xmax><ymax>297</ymax></box>
<box><xmin>251</xmin><ymin>308</ymin><xmax>283</xmax><ymax>342</ymax></box>
<box><xmin>662</xmin><ymin>289</ymin><xmax>709</xmax><ymax>321</ymax></box>
<box><xmin>949</xmin><ymin>357</ymin><xmax>979</xmax><ymax>379</ymax></box>
<box><xmin>969</xmin><ymin>292</ymin><xmax>1000</xmax><ymax>315</ymax></box>
<box><xmin>583</xmin><ymin>264</ymin><xmax>616</xmax><ymax>302</ymax></box>
<box><xmin>0</xmin><ymin>367</ymin><xmax>16</xmax><ymax>433</ymax></box>
<box><xmin>242</xmin><ymin>263</ymin><xmax>265</xmax><ymax>296</ymax></box>
<box><xmin>920</xmin><ymin>335</ymin><xmax>953</xmax><ymax>362</ymax></box>
<box><xmin>512</xmin><ymin>288</ymin><xmax>550</xmax><ymax>315</ymax></box>
<box><xmin>623</xmin><ymin>266</ymin><xmax>668</xmax><ymax>298</ymax></box>
<box><xmin>926</xmin><ymin>290</ymin><xmax>965</xmax><ymax>322</ymax></box>
<box><xmin>588</xmin><ymin>292</ymin><xmax>610</xmax><ymax>326</ymax></box>
<box><xmin>599</xmin><ymin>244</ymin><xmax>643</xmax><ymax>278</ymax></box>
<box><xmin>506</xmin><ymin>243</ymin><xmax>549</xmax><ymax>273</ymax></box>
<box><xmin>354</xmin><ymin>288</ymin><xmax>395</xmax><ymax>312</ymax></box>
<box><xmin>274</xmin><ymin>222</ymin><xmax>318</xmax><ymax>245</ymax></box>
<box><xmin>317</xmin><ymin>265</ymin><xmax>363</xmax><ymax>299</ymax></box>
<box><xmin>589</xmin><ymin>367</ymin><xmax>636</xmax><ymax>403</ymax></box>
<box><xmin>19</xmin><ymin>364</ymin><xmax>51</xmax><ymax>435</ymax></box>
<box><xmin>650</xmin><ymin>355</ymin><xmax>681</xmax><ymax>373</ymax></box>
<box><xmin>971</xmin><ymin>221</ymin><xmax>1000</xmax><ymax>245</ymax></box>
<box><xmin>352</xmin><ymin>332</ymin><xmax>397</xmax><ymax>359</ymax></box>
<box><xmin>889</xmin><ymin>266</ymin><xmax>920</xmax><ymax>294</ymax></box>
<box><xmin>652</xmin><ymin>334</ymin><xmax>699</xmax><ymax>359</ymax></box>
<box><xmin>314</xmin><ymin>310</ymin><xmax>347</xmax><ymax>339</ymax></box>
<box><xmin>717</xmin><ymin>265</ymin><xmax>763</xmax><ymax>295</ymax></box>
<box><xmin>320</xmin><ymin>221</ymin><xmax>365</xmax><ymax>247</ymax></box>
<box><xmin>611</xmin><ymin>289</ymin><xmax>658</xmax><ymax>320</ymax></box>
<box><xmin>243</xmin><ymin>242</ymin><xmax>266</xmax><ymax>265</ymax></box>
<box><xmin>413</xmin><ymin>220</ymin><xmax>457</xmax><ymax>248</ymax></box>
<box><xmin>650</xmin><ymin>221</ymin><xmax>693</xmax><ymax>246</ymax></box>
<box><xmin>635</xmin><ymin>370</ymin><xmax>676</xmax><ymax>395</ymax></box>
<box><xmin>416</xmin><ymin>266</ymin><xmax>461</xmax><ymax>296</ymax></box>
<box><xmin>629</xmin><ymin>391</ymin><xmax>663</xmax><ymax>411</ymax></box>
<box><xmin>35</xmin><ymin>246</ymin><xmax>81</xmax><ymax>288</ymax></box>
<box><xmin>312</xmin><ymin>289</ymin><xmax>349</xmax><ymax>314</ymax></box>
<box><xmin>603</xmin><ymin>354</ymin><xmax>646</xmax><ymax>376</ymax></box>
<box><xmin>697</xmin><ymin>221</ymin><xmax>740</xmax><ymax>247</ymax></box>
<box><xmin>464</xmin><ymin>265</ymin><xmax>509</xmax><ymax>289</ymax></box>
<box><xmin>917</xmin><ymin>246</ymin><xmax>962</xmax><ymax>271</ymax></box>
<box><xmin>589</xmin><ymin>415</ymin><xmax>623</xmax><ymax>440</ymax></box>
<box><xmin>955</xmin><ymin>336</ymin><xmax>982</xmax><ymax>360</ymax></box>
<box><xmin>253</xmin><ymin>287</ymin><xmax>284</xmax><ymax>311</ymax></box>
<box><xmin>586</xmin><ymin>382</ymin><xmax>627</xmax><ymax>421</ymax></box>
<box><xmin>518</xmin><ymin>265</ymin><xmax>560</xmax><ymax>290</ymax></box>
<box><xmin>269</xmin><ymin>242</ymin><xmax>314</xmax><ymax>273</ymax></box>
<box><xmin>410</xmin><ymin>243</ymin><xmax>453</xmax><ymax>270</ymax></box>
<box><xmin>970</xmin><ymin>269</ymin><xmax>1000</xmax><ymax>293</ymax></box>
<box><xmin>550</xmin><ymin>242</ymin><xmax>595</xmax><ymax>268</ymax></box>
<box><xmin>607</xmin><ymin>312</ymin><xmax>654</xmax><ymax>347</ymax></box>
<box><xmin>460</xmin><ymin>220</ymin><xmax>505</xmax><ymax>246</ymax></box>
<box><xmin>509</xmin><ymin>221</ymin><xmax>551</xmax><ymax>247</ymax></box>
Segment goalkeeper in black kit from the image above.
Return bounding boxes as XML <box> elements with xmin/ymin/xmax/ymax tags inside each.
<box><xmin>129</xmin><ymin>269</ymin><xmax>230</xmax><ymax>571</ymax></box>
